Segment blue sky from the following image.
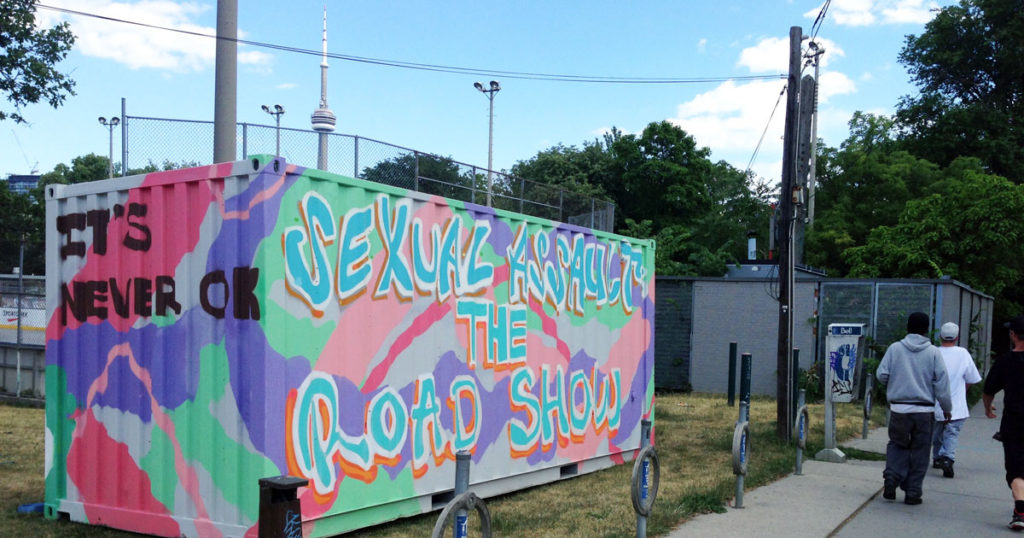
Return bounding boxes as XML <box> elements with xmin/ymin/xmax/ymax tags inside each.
<box><xmin>3</xmin><ymin>0</ymin><xmax>949</xmax><ymax>185</ymax></box>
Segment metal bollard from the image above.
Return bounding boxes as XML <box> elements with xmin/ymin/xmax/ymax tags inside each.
<box><xmin>791</xmin><ymin>349</ymin><xmax>800</xmax><ymax>423</ymax></box>
<box><xmin>733</xmin><ymin>416</ymin><xmax>750</xmax><ymax>508</ymax></box>
<box><xmin>739</xmin><ymin>353</ymin><xmax>752</xmax><ymax>405</ymax></box>
<box><xmin>454</xmin><ymin>452</ymin><xmax>471</xmax><ymax>538</ymax></box>
<box><xmin>257</xmin><ymin>476</ymin><xmax>308</xmax><ymax>538</ymax></box>
<box><xmin>633</xmin><ymin>419</ymin><xmax>658</xmax><ymax>538</ymax></box>
<box><xmin>728</xmin><ymin>342</ymin><xmax>738</xmax><ymax>406</ymax></box>
<box><xmin>795</xmin><ymin>389</ymin><xmax>809</xmax><ymax>475</ymax></box>
<box><xmin>862</xmin><ymin>373</ymin><xmax>873</xmax><ymax>439</ymax></box>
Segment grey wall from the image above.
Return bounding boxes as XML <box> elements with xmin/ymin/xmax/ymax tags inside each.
<box><xmin>688</xmin><ymin>279</ymin><xmax>817</xmax><ymax>397</ymax></box>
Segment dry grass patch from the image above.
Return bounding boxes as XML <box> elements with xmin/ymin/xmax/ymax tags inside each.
<box><xmin>1</xmin><ymin>393</ymin><xmax>882</xmax><ymax>537</ymax></box>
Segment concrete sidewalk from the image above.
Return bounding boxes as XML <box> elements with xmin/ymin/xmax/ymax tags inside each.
<box><xmin>666</xmin><ymin>403</ymin><xmax>1011</xmax><ymax>537</ymax></box>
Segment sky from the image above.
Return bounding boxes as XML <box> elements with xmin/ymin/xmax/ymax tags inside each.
<box><xmin>2</xmin><ymin>0</ymin><xmax>951</xmax><ymax>186</ymax></box>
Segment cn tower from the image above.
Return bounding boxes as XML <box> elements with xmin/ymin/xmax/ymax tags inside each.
<box><xmin>310</xmin><ymin>7</ymin><xmax>336</xmax><ymax>170</ymax></box>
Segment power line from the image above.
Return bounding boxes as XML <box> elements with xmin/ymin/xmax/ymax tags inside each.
<box><xmin>809</xmin><ymin>0</ymin><xmax>832</xmax><ymax>43</ymax></box>
<box><xmin>37</xmin><ymin>3</ymin><xmax>785</xmax><ymax>85</ymax></box>
<box><xmin>745</xmin><ymin>83</ymin><xmax>788</xmax><ymax>174</ymax></box>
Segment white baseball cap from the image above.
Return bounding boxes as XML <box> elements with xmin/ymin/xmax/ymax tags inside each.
<box><xmin>940</xmin><ymin>322</ymin><xmax>959</xmax><ymax>341</ymax></box>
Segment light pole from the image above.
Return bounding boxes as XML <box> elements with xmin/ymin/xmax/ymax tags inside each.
<box><xmin>98</xmin><ymin>116</ymin><xmax>120</xmax><ymax>178</ymax></box>
<box><xmin>474</xmin><ymin>80</ymin><xmax>500</xmax><ymax>207</ymax></box>
<box><xmin>262</xmin><ymin>104</ymin><xmax>285</xmax><ymax>156</ymax></box>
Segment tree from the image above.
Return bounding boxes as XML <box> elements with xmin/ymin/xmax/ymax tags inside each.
<box><xmin>895</xmin><ymin>0</ymin><xmax>1024</xmax><ymax>182</ymax></box>
<box><xmin>38</xmin><ymin>153</ymin><xmax>111</xmax><ymax>187</ymax></box>
<box><xmin>512</xmin><ymin>121</ymin><xmax>772</xmax><ymax>276</ymax></box>
<box><xmin>844</xmin><ymin>158</ymin><xmax>1024</xmax><ymax>313</ymax></box>
<box><xmin>608</xmin><ymin>121</ymin><xmax>713</xmax><ymax>231</ymax></box>
<box><xmin>804</xmin><ymin>113</ymin><xmax>941</xmax><ymax>276</ymax></box>
<box><xmin>1</xmin><ymin>0</ymin><xmax>76</xmax><ymax>123</ymax></box>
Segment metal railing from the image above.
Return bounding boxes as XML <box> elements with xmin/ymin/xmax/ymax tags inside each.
<box><xmin>123</xmin><ymin>116</ymin><xmax>616</xmax><ymax>232</ymax></box>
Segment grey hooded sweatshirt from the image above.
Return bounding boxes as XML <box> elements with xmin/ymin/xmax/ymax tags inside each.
<box><xmin>877</xmin><ymin>333</ymin><xmax>952</xmax><ymax>414</ymax></box>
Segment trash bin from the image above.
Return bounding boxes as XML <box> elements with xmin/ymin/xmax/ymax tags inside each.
<box><xmin>258</xmin><ymin>476</ymin><xmax>308</xmax><ymax>538</ymax></box>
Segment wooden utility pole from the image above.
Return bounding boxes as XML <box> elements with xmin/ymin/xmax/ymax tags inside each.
<box><xmin>776</xmin><ymin>26</ymin><xmax>803</xmax><ymax>442</ymax></box>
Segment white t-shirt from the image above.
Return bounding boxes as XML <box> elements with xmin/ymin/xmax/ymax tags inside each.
<box><xmin>933</xmin><ymin>345</ymin><xmax>982</xmax><ymax>421</ymax></box>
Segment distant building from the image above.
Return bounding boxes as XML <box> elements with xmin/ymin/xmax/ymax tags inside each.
<box><xmin>5</xmin><ymin>174</ymin><xmax>40</xmax><ymax>195</ymax></box>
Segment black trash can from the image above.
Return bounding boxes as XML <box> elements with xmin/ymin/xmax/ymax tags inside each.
<box><xmin>258</xmin><ymin>476</ymin><xmax>308</xmax><ymax>538</ymax></box>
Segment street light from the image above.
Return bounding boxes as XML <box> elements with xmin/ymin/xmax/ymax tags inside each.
<box><xmin>98</xmin><ymin>116</ymin><xmax>120</xmax><ymax>178</ymax></box>
<box><xmin>262</xmin><ymin>104</ymin><xmax>285</xmax><ymax>156</ymax></box>
<box><xmin>473</xmin><ymin>80</ymin><xmax>500</xmax><ymax>207</ymax></box>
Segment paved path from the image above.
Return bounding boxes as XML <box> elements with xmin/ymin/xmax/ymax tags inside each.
<box><xmin>666</xmin><ymin>402</ymin><xmax>1012</xmax><ymax>537</ymax></box>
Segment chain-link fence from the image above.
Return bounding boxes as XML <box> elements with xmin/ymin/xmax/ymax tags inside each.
<box><xmin>124</xmin><ymin>116</ymin><xmax>616</xmax><ymax>231</ymax></box>
<box><xmin>0</xmin><ymin>274</ymin><xmax>45</xmax><ymax>399</ymax></box>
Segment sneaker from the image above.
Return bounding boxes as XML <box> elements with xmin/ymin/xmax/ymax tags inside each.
<box><xmin>1009</xmin><ymin>511</ymin><xmax>1024</xmax><ymax>531</ymax></box>
<box><xmin>942</xmin><ymin>459</ymin><xmax>955</xmax><ymax>478</ymax></box>
<box><xmin>883</xmin><ymin>481</ymin><xmax>896</xmax><ymax>500</ymax></box>
<box><xmin>905</xmin><ymin>496</ymin><xmax>923</xmax><ymax>505</ymax></box>
<box><xmin>932</xmin><ymin>456</ymin><xmax>946</xmax><ymax>469</ymax></box>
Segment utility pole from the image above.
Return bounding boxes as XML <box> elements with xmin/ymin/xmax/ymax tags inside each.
<box><xmin>776</xmin><ymin>26</ymin><xmax>803</xmax><ymax>442</ymax></box>
<box><xmin>213</xmin><ymin>0</ymin><xmax>237</xmax><ymax>163</ymax></box>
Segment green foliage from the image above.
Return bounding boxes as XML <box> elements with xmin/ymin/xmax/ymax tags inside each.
<box><xmin>0</xmin><ymin>0</ymin><xmax>76</xmax><ymax>123</ymax></box>
<box><xmin>513</xmin><ymin>121</ymin><xmax>773</xmax><ymax>276</ymax></box>
<box><xmin>844</xmin><ymin>161</ymin><xmax>1024</xmax><ymax>313</ymax></box>
<box><xmin>895</xmin><ymin>0</ymin><xmax>1024</xmax><ymax>182</ymax></box>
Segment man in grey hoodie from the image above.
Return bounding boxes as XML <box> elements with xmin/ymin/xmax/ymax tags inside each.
<box><xmin>877</xmin><ymin>312</ymin><xmax>952</xmax><ymax>505</ymax></box>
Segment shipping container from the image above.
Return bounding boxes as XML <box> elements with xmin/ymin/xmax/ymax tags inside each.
<box><xmin>44</xmin><ymin>156</ymin><xmax>655</xmax><ymax>536</ymax></box>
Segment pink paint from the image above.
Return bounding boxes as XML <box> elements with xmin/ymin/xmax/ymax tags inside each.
<box><xmin>68</xmin><ymin>409</ymin><xmax>182</xmax><ymax>537</ymax></box>
<box><xmin>71</xmin><ymin>344</ymin><xmax>222</xmax><ymax>537</ymax></box>
<box><xmin>212</xmin><ymin>164</ymin><xmax>294</xmax><ymax>221</ymax></box>
<box><xmin>361</xmin><ymin>302</ymin><xmax>452</xmax><ymax>392</ymax></box>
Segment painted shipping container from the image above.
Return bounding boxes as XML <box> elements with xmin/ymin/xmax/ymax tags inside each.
<box><xmin>44</xmin><ymin>156</ymin><xmax>655</xmax><ymax>537</ymax></box>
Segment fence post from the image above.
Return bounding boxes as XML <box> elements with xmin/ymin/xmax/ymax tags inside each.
<box><xmin>518</xmin><ymin>177</ymin><xmax>525</xmax><ymax>214</ymax></box>
<box><xmin>15</xmin><ymin>236</ymin><xmax>24</xmax><ymax>398</ymax></box>
<box><xmin>414</xmin><ymin>151</ymin><xmax>420</xmax><ymax>192</ymax></box>
<box><xmin>727</xmin><ymin>342</ymin><xmax>737</xmax><ymax>406</ymax></box>
<box><xmin>558</xmin><ymin>189</ymin><xmax>564</xmax><ymax>222</ymax></box>
<box><xmin>471</xmin><ymin>166</ymin><xmax>477</xmax><ymax>205</ymax></box>
<box><xmin>353</xmin><ymin>136</ymin><xmax>360</xmax><ymax>178</ymax></box>
<box><xmin>862</xmin><ymin>373</ymin><xmax>873</xmax><ymax>439</ymax></box>
<box><xmin>242</xmin><ymin>123</ymin><xmax>248</xmax><ymax>159</ymax></box>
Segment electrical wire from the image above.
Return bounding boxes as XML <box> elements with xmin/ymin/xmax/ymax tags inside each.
<box><xmin>745</xmin><ymin>83</ymin><xmax>788</xmax><ymax>174</ymax></box>
<box><xmin>37</xmin><ymin>3</ymin><xmax>786</xmax><ymax>85</ymax></box>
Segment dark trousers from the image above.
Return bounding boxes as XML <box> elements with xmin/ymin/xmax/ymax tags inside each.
<box><xmin>884</xmin><ymin>411</ymin><xmax>934</xmax><ymax>498</ymax></box>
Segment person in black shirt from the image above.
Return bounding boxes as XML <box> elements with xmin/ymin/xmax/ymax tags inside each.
<box><xmin>983</xmin><ymin>315</ymin><xmax>1024</xmax><ymax>531</ymax></box>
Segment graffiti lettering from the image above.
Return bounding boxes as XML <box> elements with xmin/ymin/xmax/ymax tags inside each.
<box><xmin>60</xmin><ymin>267</ymin><xmax>260</xmax><ymax>325</ymax></box>
<box><xmin>507</xmin><ymin>366</ymin><xmax>620</xmax><ymax>457</ymax></box>
<box><xmin>454</xmin><ymin>299</ymin><xmax>527</xmax><ymax>370</ymax></box>
<box><xmin>283</xmin><ymin>194</ymin><xmax>495</xmax><ymax>313</ymax></box>
<box><xmin>56</xmin><ymin>203</ymin><xmax>151</xmax><ymax>259</ymax></box>
<box><xmin>505</xmin><ymin>223</ymin><xmax>646</xmax><ymax>315</ymax></box>
<box><xmin>288</xmin><ymin>365</ymin><xmax>622</xmax><ymax>495</ymax></box>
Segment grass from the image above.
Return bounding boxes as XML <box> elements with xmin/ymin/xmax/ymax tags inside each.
<box><xmin>0</xmin><ymin>394</ymin><xmax>885</xmax><ymax>537</ymax></box>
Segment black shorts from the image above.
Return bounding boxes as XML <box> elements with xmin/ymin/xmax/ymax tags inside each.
<box><xmin>1003</xmin><ymin>441</ymin><xmax>1024</xmax><ymax>487</ymax></box>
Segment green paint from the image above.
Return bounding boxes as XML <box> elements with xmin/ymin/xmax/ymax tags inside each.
<box><xmin>309</xmin><ymin>466</ymin><xmax>421</xmax><ymax>537</ymax></box>
<box><xmin>44</xmin><ymin>365</ymin><xmax>79</xmax><ymax>512</ymax></box>
<box><xmin>167</xmin><ymin>342</ymin><xmax>276</xmax><ymax>523</ymax></box>
<box><xmin>139</xmin><ymin>425</ymin><xmax>177</xmax><ymax>513</ymax></box>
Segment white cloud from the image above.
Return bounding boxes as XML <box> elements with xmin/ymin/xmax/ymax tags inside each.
<box><xmin>817</xmin><ymin>71</ymin><xmax>856</xmax><ymax>103</ymax></box>
<box><xmin>276</xmin><ymin>83</ymin><xmax>298</xmax><ymax>90</ymax></box>
<box><xmin>805</xmin><ymin>0</ymin><xmax>939</xmax><ymax>27</ymax></box>
<box><xmin>697</xmin><ymin>38</ymin><xmax>708</xmax><ymax>54</ymax></box>
<box><xmin>881</xmin><ymin>0</ymin><xmax>939</xmax><ymax>24</ymax></box>
<box><xmin>671</xmin><ymin>79</ymin><xmax>789</xmax><ymax>159</ymax></box>
<box><xmin>38</xmin><ymin>0</ymin><xmax>273</xmax><ymax>73</ymax></box>
<box><xmin>738</xmin><ymin>36</ymin><xmax>844</xmax><ymax>73</ymax></box>
<box><xmin>860</xmin><ymin>71</ymin><xmax>874</xmax><ymax>81</ymax></box>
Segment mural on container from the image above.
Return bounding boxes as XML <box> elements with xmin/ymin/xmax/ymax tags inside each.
<box><xmin>45</xmin><ymin>157</ymin><xmax>655</xmax><ymax>537</ymax></box>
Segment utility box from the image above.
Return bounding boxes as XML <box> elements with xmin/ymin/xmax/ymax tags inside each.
<box><xmin>825</xmin><ymin>323</ymin><xmax>865</xmax><ymax>403</ymax></box>
<box><xmin>43</xmin><ymin>156</ymin><xmax>655</xmax><ymax>537</ymax></box>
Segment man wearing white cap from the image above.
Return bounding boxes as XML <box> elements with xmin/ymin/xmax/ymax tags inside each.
<box><xmin>932</xmin><ymin>322</ymin><xmax>982</xmax><ymax>478</ymax></box>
